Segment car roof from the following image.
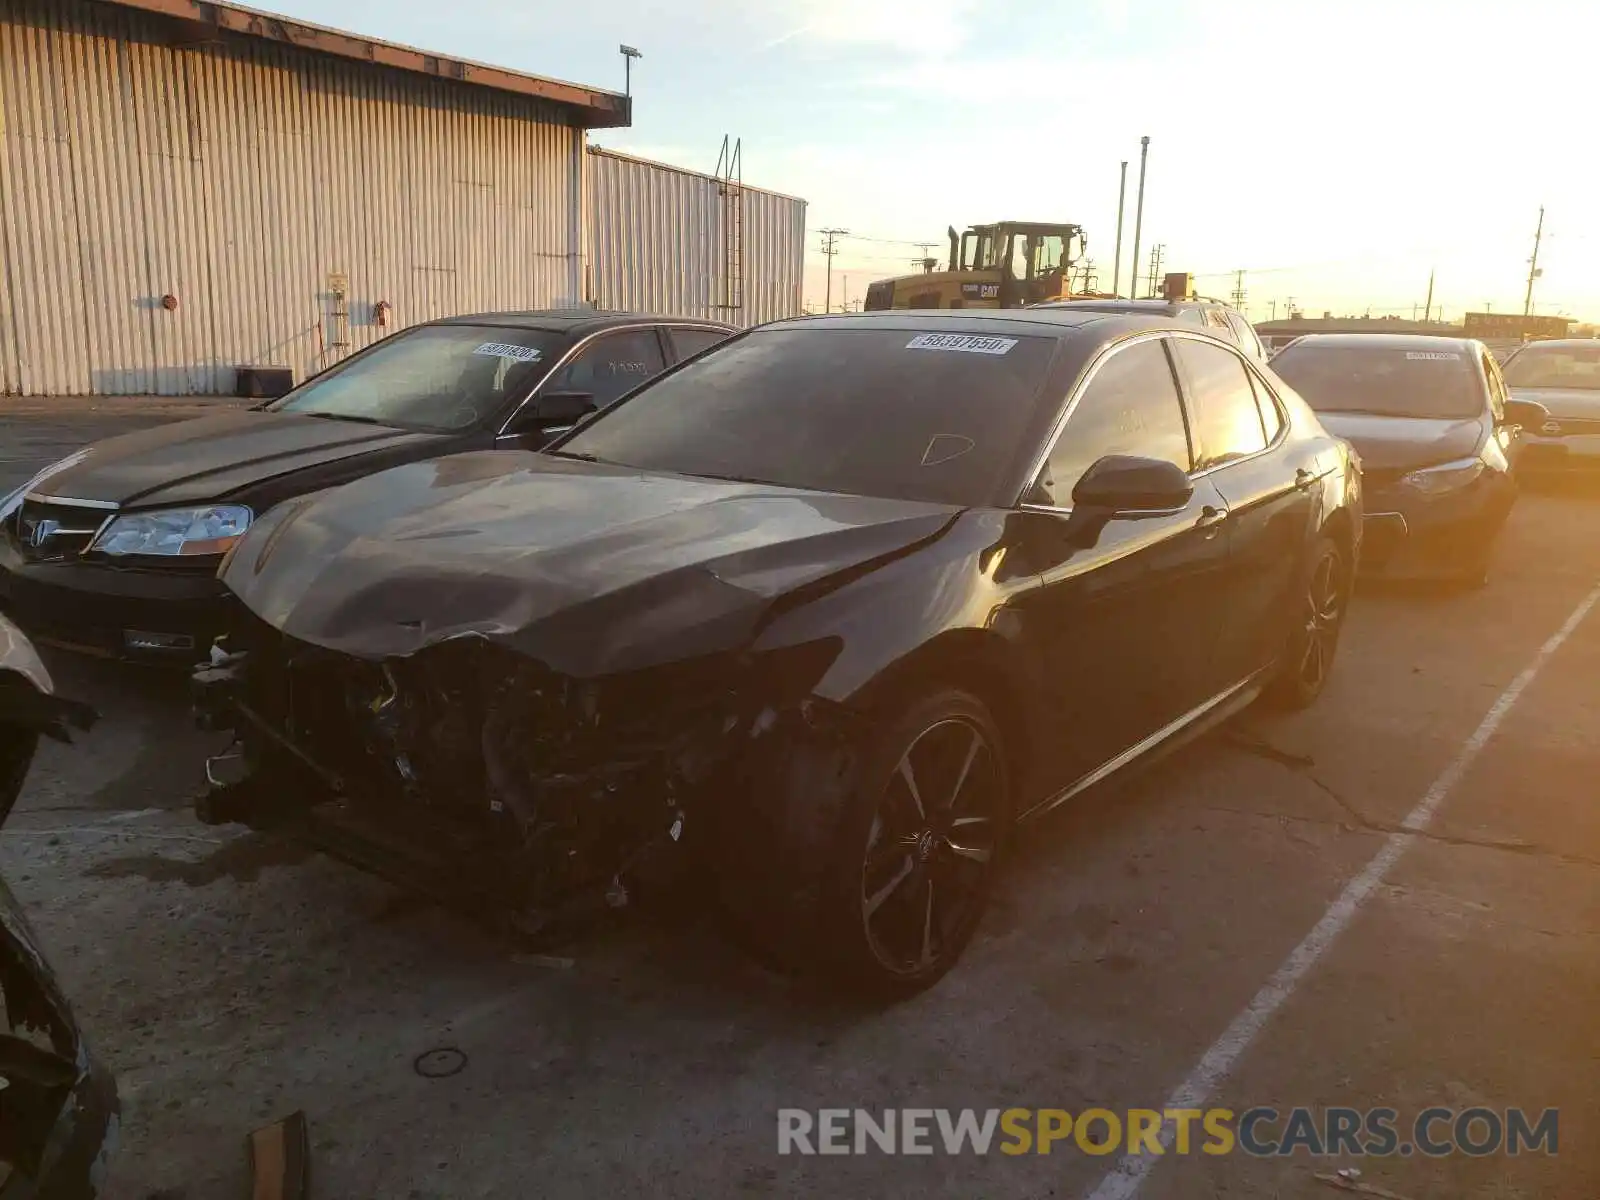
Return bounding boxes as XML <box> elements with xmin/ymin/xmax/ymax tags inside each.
<box><xmin>1034</xmin><ymin>298</ymin><xmax>1228</xmax><ymax>316</ymax></box>
<box><xmin>431</xmin><ymin>309</ymin><xmax>737</xmax><ymax>337</ymax></box>
<box><xmin>1275</xmin><ymin>333</ymin><xmax>1483</xmax><ymax>354</ymax></box>
<box><xmin>758</xmin><ymin>307</ymin><xmax>1192</xmax><ymax>345</ymax></box>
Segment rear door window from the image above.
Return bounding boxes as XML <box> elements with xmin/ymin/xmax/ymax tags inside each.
<box><xmin>1247</xmin><ymin>368</ymin><xmax>1286</xmax><ymax>443</ymax></box>
<box><xmin>669</xmin><ymin>326</ymin><xmax>732</xmax><ymax>362</ymax></box>
<box><xmin>541</xmin><ymin>328</ymin><xmax>667</xmax><ymax>409</ymax></box>
<box><xmin>1029</xmin><ymin>338</ymin><xmax>1192</xmax><ymax>505</ymax></box>
<box><xmin>1171</xmin><ymin>337</ymin><xmax>1270</xmax><ymax>470</ymax></box>
<box><xmin>1227</xmin><ymin>312</ymin><xmax>1265</xmax><ymax>359</ymax></box>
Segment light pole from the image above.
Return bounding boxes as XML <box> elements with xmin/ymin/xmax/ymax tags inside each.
<box><xmin>1129</xmin><ymin>136</ymin><xmax>1150</xmax><ymax>298</ymax></box>
<box><xmin>619</xmin><ymin>45</ymin><xmax>642</xmax><ymax>97</ymax></box>
<box><xmin>1112</xmin><ymin>160</ymin><xmax>1127</xmax><ymax>298</ymax></box>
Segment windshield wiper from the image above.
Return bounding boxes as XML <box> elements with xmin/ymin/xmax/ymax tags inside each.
<box><xmin>545</xmin><ymin>449</ymin><xmax>604</xmax><ymax>463</ymax></box>
<box><xmin>301</xmin><ymin>412</ymin><xmax>393</xmax><ymax>427</ymax></box>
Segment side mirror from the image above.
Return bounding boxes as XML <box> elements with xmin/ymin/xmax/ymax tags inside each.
<box><xmin>1502</xmin><ymin>398</ymin><xmax>1547</xmax><ymax>429</ymax></box>
<box><xmin>507</xmin><ymin>391</ymin><xmax>597</xmax><ymax>438</ymax></box>
<box><xmin>1071</xmin><ymin>454</ymin><xmax>1194</xmax><ymax>513</ymax></box>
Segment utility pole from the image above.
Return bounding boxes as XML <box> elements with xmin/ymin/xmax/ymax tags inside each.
<box><xmin>1270</xmin><ymin>299</ymin><xmax>1277</xmax><ymax>321</ymax></box>
<box><xmin>913</xmin><ymin>242</ymin><xmax>939</xmax><ymax>273</ymax></box>
<box><xmin>1146</xmin><ymin>244</ymin><xmax>1164</xmax><ymax>298</ymax></box>
<box><xmin>1230</xmin><ymin>269</ymin><xmax>1246</xmax><ymax>312</ymax></box>
<box><xmin>1112</xmin><ymin>160</ymin><xmax>1128</xmax><ymax>298</ymax></box>
<box><xmin>1523</xmin><ymin>205</ymin><xmax>1545</xmax><ymax>317</ymax></box>
<box><xmin>1129</xmin><ymin>137</ymin><xmax>1150</xmax><ymax>304</ymax></box>
<box><xmin>1423</xmin><ymin>268</ymin><xmax>1435</xmax><ymax>323</ymax></box>
<box><xmin>1078</xmin><ymin>257</ymin><xmax>1098</xmax><ymax>294</ymax></box>
<box><xmin>818</xmin><ymin>228</ymin><xmax>848</xmax><ymax>313</ymax></box>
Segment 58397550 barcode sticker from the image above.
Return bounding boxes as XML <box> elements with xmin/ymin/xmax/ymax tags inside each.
<box><xmin>906</xmin><ymin>333</ymin><xmax>1018</xmax><ymax>356</ymax></box>
<box><xmin>473</xmin><ymin>342</ymin><xmax>544</xmax><ymax>362</ymax></box>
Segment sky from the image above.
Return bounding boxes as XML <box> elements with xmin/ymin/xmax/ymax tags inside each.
<box><xmin>264</xmin><ymin>0</ymin><xmax>1600</xmax><ymax>322</ymax></box>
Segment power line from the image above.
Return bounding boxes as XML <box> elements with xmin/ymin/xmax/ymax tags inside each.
<box><xmin>837</xmin><ymin>232</ymin><xmax>933</xmax><ymax>246</ymax></box>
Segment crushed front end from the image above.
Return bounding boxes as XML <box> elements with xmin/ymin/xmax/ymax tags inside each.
<box><xmin>193</xmin><ymin>608</ymin><xmax>851</xmax><ymax>935</ymax></box>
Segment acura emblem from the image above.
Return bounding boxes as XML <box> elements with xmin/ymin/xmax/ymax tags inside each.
<box><xmin>25</xmin><ymin>518</ymin><xmax>61</xmax><ymax>548</ymax></box>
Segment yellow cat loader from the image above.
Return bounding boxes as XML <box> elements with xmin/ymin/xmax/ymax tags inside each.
<box><xmin>863</xmin><ymin>221</ymin><xmax>1087</xmax><ymax>311</ymax></box>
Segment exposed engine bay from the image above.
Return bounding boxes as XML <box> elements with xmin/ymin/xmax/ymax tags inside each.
<box><xmin>193</xmin><ymin>610</ymin><xmax>853</xmax><ymax>935</ymax></box>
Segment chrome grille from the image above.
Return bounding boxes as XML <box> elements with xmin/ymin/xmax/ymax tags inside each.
<box><xmin>13</xmin><ymin>498</ymin><xmax>114</xmax><ymax>563</ymax></box>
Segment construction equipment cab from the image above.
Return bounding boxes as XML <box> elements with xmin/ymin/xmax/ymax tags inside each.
<box><xmin>863</xmin><ymin>222</ymin><xmax>1085</xmax><ymax>311</ymax></box>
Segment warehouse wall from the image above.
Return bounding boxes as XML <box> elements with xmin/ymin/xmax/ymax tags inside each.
<box><xmin>587</xmin><ymin>147</ymin><xmax>805</xmax><ymax>328</ymax></box>
<box><xmin>0</xmin><ymin>0</ymin><xmax>585</xmax><ymax>395</ymax></box>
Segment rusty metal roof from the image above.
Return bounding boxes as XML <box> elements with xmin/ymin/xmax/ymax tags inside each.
<box><xmin>91</xmin><ymin>0</ymin><xmax>632</xmax><ymax>127</ymax></box>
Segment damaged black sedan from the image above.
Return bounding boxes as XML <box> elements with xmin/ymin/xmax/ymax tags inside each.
<box><xmin>195</xmin><ymin>311</ymin><xmax>1361</xmax><ymax>997</ymax></box>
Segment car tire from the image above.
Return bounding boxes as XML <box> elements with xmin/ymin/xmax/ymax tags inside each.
<box><xmin>813</xmin><ymin>687</ymin><xmax>1013</xmax><ymax>1000</ymax></box>
<box><xmin>1264</xmin><ymin>537</ymin><xmax>1348</xmax><ymax>710</ymax></box>
<box><xmin>715</xmin><ymin>686</ymin><xmax>1013</xmax><ymax>1001</ymax></box>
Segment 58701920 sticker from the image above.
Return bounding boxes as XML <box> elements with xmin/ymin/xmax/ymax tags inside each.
<box><xmin>906</xmin><ymin>333</ymin><xmax>1019</xmax><ymax>356</ymax></box>
<box><xmin>1405</xmin><ymin>351</ymin><xmax>1461</xmax><ymax>361</ymax></box>
<box><xmin>473</xmin><ymin>342</ymin><xmax>544</xmax><ymax>363</ymax></box>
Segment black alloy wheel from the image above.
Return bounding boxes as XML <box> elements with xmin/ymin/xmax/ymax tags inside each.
<box><xmin>1298</xmin><ymin>548</ymin><xmax>1343</xmax><ymax>693</ymax></box>
<box><xmin>1267</xmin><ymin>537</ymin><xmax>1346</xmax><ymax>709</ymax></box>
<box><xmin>860</xmin><ymin>716</ymin><xmax>1001</xmax><ymax>976</ymax></box>
<box><xmin>820</xmin><ymin>687</ymin><xmax>1011</xmax><ymax>999</ymax></box>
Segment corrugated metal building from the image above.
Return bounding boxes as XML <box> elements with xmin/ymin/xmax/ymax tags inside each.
<box><xmin>0</xmin><ymin>0</ymin><xmax>805</xmax><ymax>396</ymax></box>
<box><xmin>587</xmin><ymin>146</ymin><xmax>805</xmax><ymax>328</ymax></box>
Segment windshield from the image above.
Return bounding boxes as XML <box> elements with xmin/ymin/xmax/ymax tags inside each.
<box><xmin>555</xmin><ymin>327</ymin><xmax>1057</xmax><ymax>505</ymax></box>
<box><xmin>270</xmin><ymin>325</ymin><xmax>563</xmax><ymax>432</ymax></box>
<box><xmin>1270</xmin><ymin>342</ymin><xmax>1481</xmax><ymax>419</ymax></box>
<box><xmin>1503</xmin><ymin>343</ymin><xmax>1600</xmax><ymax>390</ymax></box>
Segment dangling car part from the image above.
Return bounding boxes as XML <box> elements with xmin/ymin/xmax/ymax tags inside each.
<box><xmin>194</xmin><ymin>309</ymin><xmax>1361</xmax><ymax>998</ymax></box>
<box><xmin>0</xmin><ymin>614</ymin><xmax>114</xmax><ymax>1198</ymax></box>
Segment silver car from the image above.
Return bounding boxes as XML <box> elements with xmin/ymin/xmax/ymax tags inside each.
<box><xmin>1502</xmin><ymin>339</ymin><xmax>1600</xmax><ymax>469</ymax></box>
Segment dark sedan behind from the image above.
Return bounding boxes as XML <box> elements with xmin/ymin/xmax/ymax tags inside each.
<box><xmin>1271</xmin><ymin>334</ymin><xmax>1524</xmax><ymax>585</ymax></box>
<box><xmin>0</xmin><ymin>312</ymin><xmax>732</xmax><ymax>663</ymax></box>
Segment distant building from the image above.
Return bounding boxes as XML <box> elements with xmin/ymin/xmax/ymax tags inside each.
<box><xmin>0</xmin><ymin>0</ymin><xmax>804</xmax><ymax>395</ymax></box>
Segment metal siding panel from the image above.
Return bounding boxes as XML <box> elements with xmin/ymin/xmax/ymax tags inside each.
<box><xmin>587</xmin><ymin>147</ymin><xmax>805</xmax><ymax>327</ymax></box>
<box><xmin>0</xmin><ymin>0</ymin><xmax>581</xmax><ymax>395</ymax></box>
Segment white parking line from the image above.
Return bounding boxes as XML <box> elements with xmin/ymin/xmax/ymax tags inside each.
<box><xmin>1084</xmin><ymin>580</ymin><xmax>1600</xmax><ymax>1200</ymax></box>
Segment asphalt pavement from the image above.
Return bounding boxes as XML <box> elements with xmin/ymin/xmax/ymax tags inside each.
<box><xmin>1</xmin><ymin>401</ymin><xmax>1595</xmax><ymax>1199</ymax></box>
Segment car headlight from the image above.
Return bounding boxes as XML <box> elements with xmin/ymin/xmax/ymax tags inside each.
<box><xmin>1398</xmin><ymin>457</ymin><xmax>1485</xmax><ymax>495</ymax></box>
<box><xmin>91</xmin><ymin>505</ymin><xmax>252</xmax><ymax>557</ymax></box>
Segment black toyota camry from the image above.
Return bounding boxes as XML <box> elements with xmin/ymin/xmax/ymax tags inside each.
<box><xmin>194</xmin><ymin>309</ymin><xmax>1361</xmax><ymax>997</ymax></box>
<box><xmin>0</xmin><ymin>311</ymin><xmax>732</xmax><ymax>662</ymax></box>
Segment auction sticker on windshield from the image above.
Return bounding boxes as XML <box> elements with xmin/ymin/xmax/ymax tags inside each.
<box><xmin>473</xmin><ymin>342</ymin><xmax>544</xmax><ymax>362</ymax></box>
<box><xmin>906</xmin><ymin>333</ymin><xmax>1018</xmax><ymax>355</ymax></box>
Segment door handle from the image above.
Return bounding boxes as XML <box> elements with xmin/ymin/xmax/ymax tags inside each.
<box><xmin>1294</xmin><ymin>467</ymin><xmax>1315</xmax><ymax>491</ymax></box>
<box><xmin>1195</xmin><ymin>504</ymin><xmax>1229</xmax><ymax>533</ymax></box>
